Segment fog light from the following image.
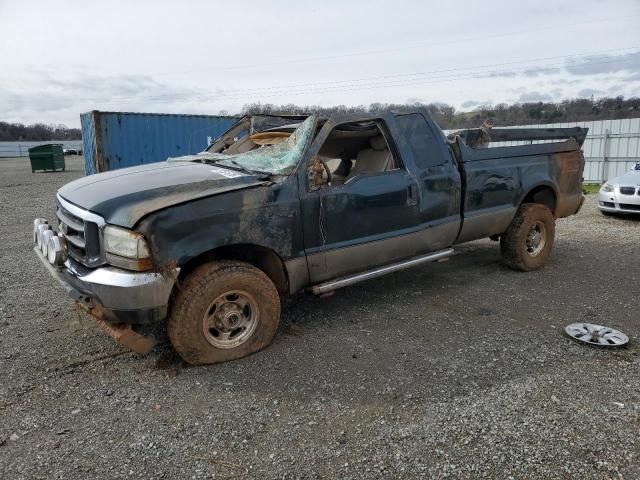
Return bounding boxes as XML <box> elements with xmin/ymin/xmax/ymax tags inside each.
<box><xmin>47</xmin><ymin>235</ymin><xmax>68</xmax><ymax>265</ymax></box>
<box><xmin>33</xmin><ymin>218</ymin><xmax>48</xmax><ymax>243</ymax></box>
<box><xmin>41</xmin><ymin>230</ymin><xmax>57</xmax><ymax>256</ymax></box>
<box><xmin>36</xmin><ymin>224</ymin><xmax>52</xmax><ymax>250</ymax></box>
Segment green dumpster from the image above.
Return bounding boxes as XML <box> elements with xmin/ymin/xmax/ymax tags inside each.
<box><xmin>28</xmin><ymin>144</ymin><xmax>65</xmax><ymax>172</ymax></box>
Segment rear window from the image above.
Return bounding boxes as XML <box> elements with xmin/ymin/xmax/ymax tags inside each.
<box><xmin>395</xmin><ymin>113</ymin><xmax>445</xmax><ymax>168</ymax></box>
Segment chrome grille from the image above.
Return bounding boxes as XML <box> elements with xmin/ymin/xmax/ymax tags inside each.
<box><xmin>619</xmin><ymin>186</ymin><xmax>636</xmax><ymax>195</ymax></box>
<box><xmin>55</xmin><ymin>194</ymin><xmax>105</xmax><ymax>267</ymax></box>
<box><xmin>57</xmin><ymin>205</ymin><xmax>87</xmax><ymax>260</ymax></box>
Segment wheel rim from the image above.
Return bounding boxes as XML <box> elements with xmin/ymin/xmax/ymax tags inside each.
<box><xmin>202</xmin><ymin>290</ymin><xmax>259</xmax><ymax>349</ymax></box>
<box><xmin>526</xmin><ymin>221</ymin><xmax>546</xmax><ymax>257</ymax></box>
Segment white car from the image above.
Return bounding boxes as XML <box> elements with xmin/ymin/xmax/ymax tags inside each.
<box><xmin>597</xmin><ymin>164</ymin><xmax>640</xmax><ymax>215</ymax></box>
<box><xmin>63</xmin><ymin>147</ymin><xmax>82</xmax><ymax>156</ymax></box>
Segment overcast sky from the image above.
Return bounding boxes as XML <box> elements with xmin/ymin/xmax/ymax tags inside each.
<box><xmin>1</xmin><ymin>0</ymin><xmax>639</xmax><ymax>127</ymax></box>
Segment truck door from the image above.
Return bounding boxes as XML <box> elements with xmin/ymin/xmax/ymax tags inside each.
<box><xmin>389</xmin><ymin>112</ymin><xmax>462</xmax><ymax>250</ymax></box>
<box><xmin>298</xmin><ymin>117</ymin><xmax>421</xmax><ymax>284</ymax></box>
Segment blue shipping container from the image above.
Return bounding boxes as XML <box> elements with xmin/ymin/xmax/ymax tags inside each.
<box><xmin>80</xmin><ymin>111</ymin><xmax>239</xmax><ymax>175</ymax></box>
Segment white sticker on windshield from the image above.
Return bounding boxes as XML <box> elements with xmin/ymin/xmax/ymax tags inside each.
<box><xmin>209</xmin><ymin>166</ymin><xmax>247</xmax><ymax>178</ymax></box>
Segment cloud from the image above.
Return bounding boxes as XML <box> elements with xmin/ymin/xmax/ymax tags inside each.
<box><xmin>522</xmin><ymin>67</ymin><xmax>558</xmax><ymax>78</ymax></box>
<box><xmin>405</xmin><ymin>96</ymin><xmax>426</xmax><ymax>105</ymax></box>
<box><xmin>518</xmin><ymin>91</ymin><xmax>553</xmax><ymax>102</ymax></box>
<box><xmin>476</xmin><ymin>51</ymin><xmax>640</xmax><ymax>81</ymax></box>
<box><xmin>460</xmin><ymin>99</ymin><xmax>492</xmax><ymax>111</ymax></box>
<box><xmin>0</xmin><ymin>90</ymin><xmax>25</xmax><ymax>112</ymax></box>
<box><xmin>487</xmin><ymin>70</ymin><xmax>518</xmax><ymax>78</ymax></box>
<box><xmin>548</xmin><ymin>78</ymin><xmax>581</xmax><ymax>86</ymax></box>
<box><xmin>0</xmin><ymin>72</ymin><xmax>204</xmax><ymax>125</ymax></box>
<box><xmin>508</xmin><ymin>86</ymin><xmax>527</xmax><ymax>94</ymax></box>
<box><xmin>607</xmin><ymin>84</ymin><xmax>626</xmax><ymax>94</ymax></box>
<box><xmin>577</xmin><ymin>88</ymin><xmax>605</xmax><ymax>97</ymax></box>
<box><xmin>565</xmin><ymin>51</ymin><xmax>640</xmax><ymax>76</ymax></box>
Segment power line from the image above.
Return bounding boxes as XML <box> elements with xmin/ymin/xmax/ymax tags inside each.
<box><xmin>164</xmin><ymin>47</ymin><xmax>640</xmax><ymax>98</ymax></box>
<box><xmin>191</xmin><ymin>54</ymin><xmax>640</xmax><ymax>101</ymax></box>
<box><xmin>147</xmin><ymin>13</ymin><xmax>640</xmax><ymax>77</ymax></box>
<box><xmin>77</xmin><ymin>47</ymin><xmax>639</xmax><ymax>105</ymax></box>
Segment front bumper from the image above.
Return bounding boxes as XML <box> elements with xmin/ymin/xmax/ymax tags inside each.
<box><xmin>597</xmin><ymin>190</ymin><xmax>640</xmax><ymax>214</ymax></box>
<box><xmin>34</xmin><ymin>246</ymin><xmax>176</xmax><ymax>324</ymax></box>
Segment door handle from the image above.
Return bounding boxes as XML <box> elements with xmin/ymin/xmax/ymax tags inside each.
<box><xmin>407</xmin><ymin>184</ymin><xmax>418</xmax><ymax>206</ymax></box>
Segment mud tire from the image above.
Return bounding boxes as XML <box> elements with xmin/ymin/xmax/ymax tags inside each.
<box><xmin>167</xmin><ymin>261</ymin><xmax>281</xmax><ymax>365</ymax></box>
<box><xmin>500</xmin><ymin>203</ymin><xmax>555</xmax><ymax>272</ymax></box>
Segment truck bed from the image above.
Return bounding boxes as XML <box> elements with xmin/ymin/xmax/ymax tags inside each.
<box><xmin>449</xmin><ymin>127</ymin><xmax>588</xmax><ymax>243</ymax></box>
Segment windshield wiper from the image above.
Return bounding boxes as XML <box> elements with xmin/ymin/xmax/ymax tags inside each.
<box><xmin>201</xmin><ymin>158</ymin><xmax>273</xmax><ymax>180</ymax></box>
<box><xmin>202</xmin><ymin>157</ymin><xmax>272</xmax><ymax>179</ymax></box>
<box><xmin>228</xmin><ymin>160</ymin><xmax>272</xmax><ymax>178</ymax></box>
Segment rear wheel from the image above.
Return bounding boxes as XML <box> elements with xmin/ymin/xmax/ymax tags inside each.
<box><xmin>500</xmin><ymin>203</ymin><xmax>555</xmax><ymax>271</ymax></box>
<box><xmin>167</xmin><ymin>261</ymin><xmax>281</xmax><ymax>365</ymax></box>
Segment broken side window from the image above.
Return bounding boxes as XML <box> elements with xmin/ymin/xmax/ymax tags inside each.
<box><xmin>308</xmin><ymin>120</ymin><xmax>398</xmax><ymax>190</ymax></box>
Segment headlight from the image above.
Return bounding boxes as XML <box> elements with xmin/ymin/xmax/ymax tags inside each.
<box><xmin>103</xmin><ymin>226</ymin><xmax>151</xmax><ymax>271</ymax></box>
<box><xmin>600</xmin><ymin>183</ymin><xmax>614</xmax><ymax>193</ymax></box>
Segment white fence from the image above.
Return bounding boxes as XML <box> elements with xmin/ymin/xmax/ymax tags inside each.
<box><xmin>448</xmin><ymin>118</ymin><xmax>640</xmax><ymax>183</ymax></box>
<box><xmin>0</xmin><ymin>140</ymin><xmax>83</xmax><ymax>158</ymax></box>
<box><xmin>571</xmin><ymin>119</ymin><xmax>640</xmax><ymax>183</ymax></box>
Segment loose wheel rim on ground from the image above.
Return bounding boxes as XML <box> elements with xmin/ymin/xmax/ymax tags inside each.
<box><xmin>202</xmin><ymin>290</ymin><xmax>259</xmax><ymax>349</ymax></box>
<box><xmin>526</xmin><ymin>221</ymin><xmax>546</xmax><ymax>257</ymax></box>
<box><xmin>565</xmin><ymin>323</ymin><xmax>629</xmax><ymax>347</ymax></box>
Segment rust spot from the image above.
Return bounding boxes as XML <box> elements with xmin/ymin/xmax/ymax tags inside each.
<box><xmin>93</xmin><ymin>316</ymin><xmax>155</xmax><ymax>354</ymax></box>
<box><xmin>551</xmin><ymin>149</ymin><xmax>585</xmax><ymax>218</ymax></box>
<box><xmin>77</xmin><ymin>301</ymin><xmax>155</xmax><ymax>354</ymax></box>
<box><xmin>156</xmin><ymin>259</ymin><xmax>179</xmax><ymax>281</ymax></box>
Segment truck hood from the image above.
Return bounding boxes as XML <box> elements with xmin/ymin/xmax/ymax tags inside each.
<box><xmin>58</xmin><ymin>161</ymin><xmax>267</xmax><ymax>228</ymax></box>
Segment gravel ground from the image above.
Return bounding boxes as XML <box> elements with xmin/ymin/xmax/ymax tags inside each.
<box><xmin>1</xmin><ymin>156</ymin><xmax>639</xmax><ymax>479</ymax></box>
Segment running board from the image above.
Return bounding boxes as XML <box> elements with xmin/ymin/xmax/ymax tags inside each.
<box><xmin>309</xmin><ymin>248</ymin><xmax>454</xmax><ymax>295</ymax></box>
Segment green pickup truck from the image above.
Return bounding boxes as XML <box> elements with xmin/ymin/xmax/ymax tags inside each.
<box><xmin>33</xmin><ymin>109</ymin><xmax>587</xmax><ymax>364</ymax></box>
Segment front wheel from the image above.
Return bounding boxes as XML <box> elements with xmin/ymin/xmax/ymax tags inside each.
<box><xmin>167</xmin><ymin>261</ymin><xmax>281</xmax><ymax>365</ymax></box>
<box><xmin>500</xmin><ymin>203</ymin><xmax>555</xmax><ymax>271</ymax></box>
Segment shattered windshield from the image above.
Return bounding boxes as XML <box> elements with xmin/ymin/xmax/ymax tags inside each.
<box><xmin>203</xmin><ymin>116</ymin><xmax>314</xmax><ymax>175</ymax></box>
